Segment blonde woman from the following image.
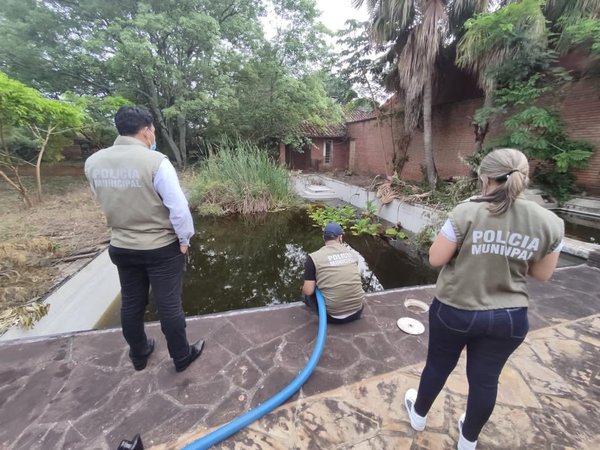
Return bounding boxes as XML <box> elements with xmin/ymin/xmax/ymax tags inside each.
<box><xmin>404</xmin><ymin>149</ymin><xmax>564</xmax><ymax>449</ymax></box>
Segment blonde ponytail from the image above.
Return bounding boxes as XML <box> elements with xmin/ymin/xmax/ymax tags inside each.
<box><xmin>474</xmin><ymin>148</ymin><xmax>529</xmax><ymax>215</ymax></box>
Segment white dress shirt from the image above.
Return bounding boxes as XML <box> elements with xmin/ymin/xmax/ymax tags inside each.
<box><xmin>153</xmin><ymin>159</ymin><xmax>195</xmax><ymax>246</ymax></box>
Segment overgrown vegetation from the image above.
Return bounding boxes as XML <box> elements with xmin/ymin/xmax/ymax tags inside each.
<box><xmin>0</xmin><ymin>0</ymin><xmax>343</xmax><ymax>165</ymax></box>
<box><xmin>347</xmin><ymin>0</ymin><xmax>598</xmax><ymax>195</ymax></box>
<box><xmin>0</xmin><ymin>238</ymin><xmax>55</xmax><ymax>333</ymax></box>
<box><xmin>189</xmin><ymin>139</ymin><xmax>295</xmax><ymax>215</ymax></box>
<box><xmin>457</xmin><ymin>0</ymin><xmax>596</xmax><ymax>203</ymax></box>
<box><xmin>0</xmin><ymin>177</ymin><xmax>108</xmax><ymax>333</ymax></box>
<box><xmin>307</xmin><ymin>201</ymin><xmax>407</xmax><ymax>239</ymax></box>
<box><xmin>0</xmin><ymin>72</ymin><xmax>84</xmax><ymax>206</ymax></box>
<box><xmin>373</xmin><ymin>172</ymin><xmax>479</xmax><ymax>247</ymax></box>
<box><xmin>375</xmin><ymin>173</ymin><xmax>478</xmax><ymax>210</ymax></box>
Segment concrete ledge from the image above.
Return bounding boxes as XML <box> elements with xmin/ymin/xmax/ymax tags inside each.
<box><xmin>563</xmin><ymin>237</ymin><xmax>600</xmax><ymax>260</ymax></box>
<box><xmin>563</xmin><ymin>196</ymin><xmax>600</xmax><ymax>216</ymax></box>
<box><xmin>0</xmin><ymin>249</ymin><xmax>120</xmax><ymax>341</ymax></box>
<box><xmin>292</xmin><ymin>175</ymin><xmax>441</xmax><ymax>233</ymax></box>
<box><xmin>0</xmin><ymin>264</ymin><xmax>598</xmax><ymax>449</ymax></box>
<box><xmin>588</xmin><ymin>250</ymin><xmax>600</xmax><ymax>268</ymax></box>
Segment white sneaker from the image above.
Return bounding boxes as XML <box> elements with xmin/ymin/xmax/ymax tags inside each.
<box><xmin>457</xmin><ymin>413</ymin><xmax>477</xmax><ymax>450</ymax></box>
<box><xmin>404</xmin><ymin>388</ymin><xmax>427</xmax><ymax>431</ymax></box>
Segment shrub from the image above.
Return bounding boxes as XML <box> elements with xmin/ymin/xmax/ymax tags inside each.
<box><xmin>189</xmin><ymin>139</ymin><xmax>295</xmax><ymax>214</ymax></box>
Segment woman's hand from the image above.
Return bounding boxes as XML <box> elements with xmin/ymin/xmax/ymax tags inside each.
<box><xmin>428</xmin><ymin>233</ymin><xmax>458</xmax><ymax>267</ymax></box>
<box><xmin>528</xmin><ymin>252</ymin><xmax>560</xmax><ymax>281</ymax></box>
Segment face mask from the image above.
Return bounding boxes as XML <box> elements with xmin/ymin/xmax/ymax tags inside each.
<box><xmin>146</xmin><ymin>127</ymin><xmax>157</xmax><ymax>150</ymax></box>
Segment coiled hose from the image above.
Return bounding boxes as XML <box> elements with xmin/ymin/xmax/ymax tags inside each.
<box><xmin>181</xmin><ymin>289</ymin><xmax>328</xmax><ymax>450</ymax></box>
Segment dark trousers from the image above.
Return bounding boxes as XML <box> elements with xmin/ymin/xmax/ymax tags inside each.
<box><xmin>303</xmin><ymin>294</ymin><xmax>363</xmax><ymax>324</ymax></box>
<box><xmin>109</xmin><ymin>241</ymin><xmax>190</xmax><ymax>362</ymax></box>
<box><xmin>414</xmin><ymin>298</ymin><xmax>528</xmax><ymax>442</ymax></box>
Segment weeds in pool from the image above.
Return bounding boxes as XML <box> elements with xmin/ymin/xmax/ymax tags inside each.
<box><xmin>307</xmin><ymin>204</ymin><xmax>407</xmax><ymax>240</ymax></box>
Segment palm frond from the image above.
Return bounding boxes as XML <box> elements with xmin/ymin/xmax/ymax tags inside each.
<box><xmin>545</xmin><ymin>0</ymin><xmax>600</xmax><ymax>23</ymax></box>
<box><xmin>457</xmin><ymin>0</ymin><xmax>547</xmax><ymax>94</ymax></box>
<box><xmin>359</xmin><ymin>0</ymin><xmax>493</xmax><ymax>128</ymax></box>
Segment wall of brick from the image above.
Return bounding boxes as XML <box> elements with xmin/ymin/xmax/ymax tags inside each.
<box><xmin>285</xmin><ymin>144</ymin><xmax>311</xmax><ymax>170</ymax></box>
<box><xmin>287</xmin><ymin>138</ymin><xmax>348</xmax><ymax>171</ymax></box>
<box><xmin>558</xmin><ymin>79</ymin><xmax>600</xmax><ymax>195</ymax></box>
<box><xmin>347</xmin><ymin>98</ymin><xmax>482</xmax><ymax>180</ymax></box>
<box><xmin>348</xmin><ymin>78</ymin><xmax>600</xmax><ymax>194</ymax></box>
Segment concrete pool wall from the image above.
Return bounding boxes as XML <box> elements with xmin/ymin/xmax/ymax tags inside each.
<box><xmin>0</xmin><ymin>249</ymin><xmax>120</xmax><ymax>341</ymax></box>
<box><xmin>291</xmin><ymin>174</ymin><xmax>442</xmax><ymax>233</ymax></box>
<box><xmin>293</xmin><ymin>174</ymin><xmax>600</xmax><ymax>259</ymax></box>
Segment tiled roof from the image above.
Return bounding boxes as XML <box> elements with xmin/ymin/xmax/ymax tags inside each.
<box><xmin>295</xmin><ymin>107</ymin><xmax>382</xmax><ymax>138</ymax></box>
<box><xmin>296</xmin><ymin>122</ymin><xmax>347</xmax><ymax>138</ymax></box>
<box><xmin>345</xmin><ymin>109</ymin><xmax>377</xmax><ymax>123</ymax></box>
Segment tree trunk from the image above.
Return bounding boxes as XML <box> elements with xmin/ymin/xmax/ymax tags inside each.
<box><xmin>395</xmin><ymin>133</ymin><xmax>412</xmax><ymax>177</ymax></box>
<box><xmin>177</xmin><ymin>113</ymin><xmax>187</xmax><ymax>168</ymax></box>
<box><xmin>423</xmin><ymin>77</ymin><xmax>437</xmax><ymax>188</ymax></box>
<box><xmin>35</xmin><ymin>125</ymin><xmax>55</xmax><ymax>202</ymax></box>
<box><xmin>0</xmin><ymin>166</ymin><xmax>33</xmax><ymax>208</ymax></box>
<box><xmin>474</xmin><ymin>92</ymin><xmax>494</xmax><ymax>155</ymax></box>
<box><xmin>145</xmin><ymin>79</ymin><xmax>184</xmax><ymax>167</ymax></box>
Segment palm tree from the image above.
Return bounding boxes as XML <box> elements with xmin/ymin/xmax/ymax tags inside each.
<box><xmin>545</xmin><ymin>0</ymin><xmax>600</xmax><ymax>24</ymax></box>
<box><xmin>353</xmin><ymin>0</ymin><xmax>490</xmax><ymax>188</ymax></box>
<box><xmin>544</xmin><ymin>0</ymin><xmax>600</xmax><ymax>51</ymax></box>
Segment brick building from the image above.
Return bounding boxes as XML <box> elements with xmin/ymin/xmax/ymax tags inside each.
<box><xmin>280</xmin><ymin>121</ymin><xmax>350</xmax><ymax>172</ymax></box>
<box><xmin>280</xmin><ymin>72</ymin><xmax>600</xmax><ymax>195</ymax></box>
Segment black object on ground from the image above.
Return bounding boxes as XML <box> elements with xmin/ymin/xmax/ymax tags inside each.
<box><xmin>117</xmin><ymin>434</ymin><xmax>143</xmax><ymax>450</ymax></box>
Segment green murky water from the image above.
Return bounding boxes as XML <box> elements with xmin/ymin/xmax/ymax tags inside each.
<box><xmin>96</xmin><ymin>208</ymin><xmax>438</xmax><ymax>328</ymax></box>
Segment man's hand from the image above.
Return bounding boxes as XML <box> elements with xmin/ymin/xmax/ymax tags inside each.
<box><xmin>302</xmin><ymin>280</ymin><xmax>316</xmax><ymax>296</ymax></box>
<box><xmin>180</xmin><ymin>245</ymin><xmax>188</xmax><ymax>254</ymax></box>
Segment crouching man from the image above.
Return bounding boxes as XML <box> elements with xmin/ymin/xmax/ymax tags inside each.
<box><xmin>302</xmin><ymin>223</ymin><xmax>365</xmax><ymax>324</ymax></box>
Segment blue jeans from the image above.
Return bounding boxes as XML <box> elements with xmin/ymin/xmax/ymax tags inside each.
<box><xmin>414</xmin><ymin>298</ymin><xmax>528</xmax><ymax>441</ymax></box>
<box><xmin>109</xmin><ymin>241</ymin><xmax>190</xmax><ymax>363</ymax></box>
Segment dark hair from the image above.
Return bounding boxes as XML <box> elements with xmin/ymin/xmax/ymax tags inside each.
<box><xmin>114</xmin><ymin>106</ymin><xmax>154</xmax><ymax>136</ymax></box>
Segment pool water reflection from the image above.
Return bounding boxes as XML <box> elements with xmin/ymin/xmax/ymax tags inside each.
<box><xmin>97</xmin><ymin>208</ymin><xmax>438</xmax><ymax>327</ymax></box>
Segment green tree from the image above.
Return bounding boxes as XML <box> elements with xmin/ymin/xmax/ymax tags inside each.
<box><xmin>202</xmin><ymin>0</ymin><xmax>342</xmax><ymax>153</ymax></box>
<box><xmin>0</xmin><ymin>0</ymin><xmax>339</xmax><ymax>166</ymax></box>
<box><xmin>354</xmin><ymin>0</ymin><xmax>490</xmax><ymax>188</ymax></box>
<box><xmin>0</xmin><ymin>0</ymin><xmax>264</xmax><ymax>166</ymax></box>
<box><xmin>334</xmin><ymin>20</ymin><xmax>386</xmax><ymax>107</ymax></box>
<box><xmin>0</xmin><ymin>72</ymin><xmax>84</xmax><ymax>205</ymax></box>
<box><xmin>561</xmin><ymin>18</ymin><xmax>600</xmax><ymax>61</ymax></box>
<box><xmin>207</xmin><ymin>45</ymin><xmax>342</xmax><ymax>151</ymax></box>
<box><xmin>545</xmin><ymin>0</ymin><xmax>600</xmax><ymax>46</ymax></box>
<box><xmin>65</xmin><ymin>94</ymin><xmax>133</xmax><ymax>151</ymax></box>
<box><xmin>457</xmin><ymin>0</ymin><xmax>550</xmax><ymax>153</ymax></box>
<box><xmin>457</xmin><ymin>0</ymin><xmax>597</xmax><ymax>202</ymax></box>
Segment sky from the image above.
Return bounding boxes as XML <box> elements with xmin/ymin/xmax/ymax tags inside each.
<box><xmin>314</xmin><ymin>0</ymin><xmax>368</xmax><ymax>32</ymax></box>
<box><xmin>262</xmin><ymin>0</ymin><xmax>368</xmax><ymax>41</ymax></box>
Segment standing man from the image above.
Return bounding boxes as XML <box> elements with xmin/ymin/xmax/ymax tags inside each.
<box><xmin>302</xmin><ymin>223</ymin><xmax>365</xmax><ymax>324</ymax></box>
<box><xmin>85</xmin><ymin>106</ymin><xmax>203</xmax><ymax>372</ymax></box>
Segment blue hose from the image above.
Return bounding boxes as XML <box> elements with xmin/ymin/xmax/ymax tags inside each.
<box><xmin>182</xmin><ymin>289</ymin><xmax>328</xmax><ymax>450</ymax></box>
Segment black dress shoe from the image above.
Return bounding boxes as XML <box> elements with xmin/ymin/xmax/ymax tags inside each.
<box><xmin>129</xmin><ymin>338</ymin><xmax>155</xmax><ymax>371</ymax></box>
<box><xmin>175</xmin><ymin>339</ymin><xmax>205</xmax><ymax>373</ymax></box>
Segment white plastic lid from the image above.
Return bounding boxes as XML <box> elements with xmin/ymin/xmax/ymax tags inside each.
<box><xmin>397</xmin><ymin>317</ymin><xmax>425</xmax><ymax>335</ymax></box>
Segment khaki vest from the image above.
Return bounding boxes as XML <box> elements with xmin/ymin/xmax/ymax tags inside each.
<box><xmin>310</xmin><ymin>243</ymin><xmax>365</xmax><ymax>316</ymax></box>
<box><xmin>85</xmin><ymin>136</ymin><xmax>177</xmax><ymax>250</ymax></box>
<box><xmin>436</xmin><ymin>198</ymin><xmax>564</xmax><ymax>310</ymax></box>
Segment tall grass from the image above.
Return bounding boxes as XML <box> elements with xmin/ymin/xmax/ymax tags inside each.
<box><xmin>189</xmin><ymin>139</ymin><xmax>294</xmax><ymax>214</ymax></box>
